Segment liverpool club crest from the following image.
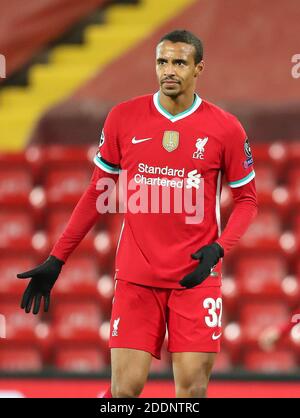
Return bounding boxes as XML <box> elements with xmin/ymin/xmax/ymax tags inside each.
<box><xmin>193</xmin><ymin>137</ymin><xmax>208</xmax><ymax>160</ymax></box>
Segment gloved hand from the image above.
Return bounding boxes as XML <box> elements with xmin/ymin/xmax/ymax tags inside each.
<box><xmin>17</xmin><ymin>255</ymin><xmax>64</xmax><ymax>314</ymax></box>
<box><xmin>179</xmin><ymin>242</ymin><xmax>224</xmax><ymax>289</ymax></box>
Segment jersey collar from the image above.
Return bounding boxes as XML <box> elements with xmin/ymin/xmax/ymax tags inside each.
<box><xmin>153</xmin><ymin>91</ymin><xmax>202</xmax><ymax>123</ymax></box>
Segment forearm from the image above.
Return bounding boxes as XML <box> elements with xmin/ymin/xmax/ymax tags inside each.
<box><xmin>51</xmin><ymin>167</ymin><xmax>118</xmax><ymax>262</ymax></box>
<box><xmin>216</xmin><ymin>180</ymin><xmax>258</xmax><ymax>254</ymax></box>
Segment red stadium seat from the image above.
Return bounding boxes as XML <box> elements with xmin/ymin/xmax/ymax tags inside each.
<box><xmin>52</xmin><ymin>301</ymin><xmax>102</xmax><ymax>343</ymax></box>
<box><xmin>296</xmin><ymin>258</ymin><xmax>300</xmax><ymax>279</ymax></box>
<box><xmin>253</xmin><ymin>142</ymin><xmax>287</xmax><ymax>176</ymax></box>
<box><xmin>44</xmin><ymin>145</ymin><xmax>91</xmax><ymax>167</ymax></box>
<box><xmin>0</xmin><ymin>151</ymin><xmax>28</xmax><ymax>166</ymax></box>
<box><xmin>96</xmin><ymin>274</ymin><xmax>115</xmax><ymax>317</ymax></box>
<box><xmin>0</xmin><ymin>301</ymin><xmax>41</xmax><ymax>342</ymax></box>
<box><xmin>254</xmin><ymin>164</ymin><xmax>277</xmax><ymax>206</ymax></box>
<box><xmin>235</xmin><ymin>255</ymin><xmax>288</xmax><ymax>298</ymax></box>
<box><xmin>222</xmin><ymin>276</ymin><xmax>239</xmax><ymax>317</ymax></box>
<box><xmin>287</xmin><ymin>142</ymin><xmax>300</xmax><ymax>165</ymax></box>
<box><xmin>287</xmin><ymin>166</ymin><xmax>300</xmax><ymax>205</ymax></box>
<box><xmin>253</xmin><ymin>165</ymin><xmax>291</xmax><ymax>219</ymax></box>
<box><xmin>0</xmin><ymin>211</ymin><xmax>34</xmax><ymax>250</ymax></box>
<box><xmin>243</xmin><ymin>349</ymin><xmax>297</xmax><ymax>372</ymax></box>
<box><xmin>212</xmin><ymin>350</ymin><xmax>233</xmax><ymax>372</ymax></box>
<box><xmin>98</xmin><ymin>320</ymin><xmax>111</xmax><ymax>362</ymax></box>
<box><xmin>285</xmin><ymin>322</ymin><xmax>300</xmax><ymax>355</ymax></box>
<box><xmin>0</xmin><ymin>347</ymin><xmax>43</xmax><ymax>372</ymax></box>
<box><xmin>222</xmin><ymin>322</ymin><xmax>243</xmax><ymax>364</ymax></box>
<box><xmin>44</xmin><ymin>167</ymin><xmax>90</xmax><ymax>205</ymax></box>
<box><xmin>54</xmin><ymin>347</ymin><xmax>106</xmax><ymax>372</ymax></box>
<box><xmin>239</xmin><ymin>301</ymin><xmax>289</xmax><ymax>345</ymax></box>
<box><xmin>294</xmin><ymin>213</ymin><xmax>300</xmax><ymax>250</ymax></box>
<box><xmin>0</xmin><ymin>167</ymin><xmax>32</xmax><ymax>206</ymax></box>
<box><xmin>94</xmin><ymin>230</ymin><xmax>116</xmax><ymax>269</ymax></box>
<box><xmin>0</xmin><ymin>255</ymin><xmax>37</xmax><ymax>297</ymax></box>
<box><xmin>53</xmin><ymin>256</ymin><xmax>99</xmax><ymax>299</ymax></box>
<box><xmin>238</xmin><ymin>209</ymin><xmax>282</xmax><ymax>251</ymax></box>
<box><xmin>0</xmin><ymin>151</ymin><xmax>34</xmax><ymax>179</ymax></box>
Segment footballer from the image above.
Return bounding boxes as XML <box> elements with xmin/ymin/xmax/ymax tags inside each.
<box><xmin>17</xmin><ymin>30</ymin><xmax>257</xmax><ymax>398</ymax></box>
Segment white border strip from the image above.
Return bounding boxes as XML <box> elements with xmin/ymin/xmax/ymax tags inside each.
<box><xmin>93</xmin><ymin>155</ymin><xmax>119</xmax><ymax>174</ymax></box>
<box><xmin>228</xmin><ymin>170</ymin><xmax>255</xmax><ymax>188</ymax></box>
<box><xmin>153</xmin><ymin>92</ymin><xmax>202</xmax><ymax>123</ymax></box>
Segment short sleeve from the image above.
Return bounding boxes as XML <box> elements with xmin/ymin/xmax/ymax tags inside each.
<box><xmin>93</xmin><ymin>106</ymin><xmax>121</xmax><ymax>175</ymax></box>
<box><xmin>222</xmin><ymin>117</ymin><xmax>255</xmax><ymax>188</ymax></box>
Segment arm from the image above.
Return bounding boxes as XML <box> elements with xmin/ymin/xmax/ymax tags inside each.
<box><xmin>17</xmin><ymin>166</ymin><xmax>119</xmax><ymax>314</ymax></box>
<box><xmin>17</xmin><ymin>104</ymin><xmax>122</xmax><ymax>314</ymax></box>
<box><xmin>216</xmin><ymin>117</ymin><xmax>257</xmax><ymax>254</ymax></box>
<box><xmin>216</xmin><ymin>178</ymin><xmax>258</xmax><ymax>254</ymax></box>
<box><xmin>180</xmin><ymin>116</ymin><xmax>257</xmax><ymax>289</ymax></box>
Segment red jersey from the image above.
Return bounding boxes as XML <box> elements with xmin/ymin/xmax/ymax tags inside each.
<box><xmin>93</xmin><ymin>92</ymin><xmax>255</xmax><ymax>289</ymax></box>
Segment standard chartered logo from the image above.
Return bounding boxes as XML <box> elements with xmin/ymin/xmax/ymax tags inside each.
<box><xmin>186</xmin><ymin>169</ymin><xmax>201</xmax><ymax>189</ymax></box>
<box><xmin>135</xmin><ymin>163</ymin><xmax>185</xmax><ymax>188</ymax></box>
<box><xmin>134</xmin><ymin>163</ymin><xmax>201</xmax><ymax>190</ymax></box>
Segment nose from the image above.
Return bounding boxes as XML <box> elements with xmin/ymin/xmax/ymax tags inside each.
<box><xmin>164</xmin><ymin>63</ymin><xmax>175</xmax><ymax>77</ymax></box>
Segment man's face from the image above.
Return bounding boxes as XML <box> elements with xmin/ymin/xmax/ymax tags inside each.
<box><xmin>156</xmin><ymin>40</ymin><xmax>203</xmax><ymax>98</ymax></box>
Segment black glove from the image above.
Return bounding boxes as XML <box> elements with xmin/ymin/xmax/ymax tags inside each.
<box><xmin>179</xmin><ymin>243</ymin><xmax>224</xmax><ymax>289</ymax></box>
<box><xmin>17</xmin><ymin>255</ymin><xmax>64</xmax><ymax>314</ymax></box>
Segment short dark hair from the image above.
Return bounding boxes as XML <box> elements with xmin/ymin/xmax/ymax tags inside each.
<box><xmin>158</xmin><ymin>29</ymin><xmax>203</xmax><ymax>63</ymax></box>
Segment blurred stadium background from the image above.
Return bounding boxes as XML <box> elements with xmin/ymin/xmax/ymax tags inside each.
<box><xmin>0</xmin><ymin>0</ymin><xmax>300</xmax><ymax>398</ymax></box>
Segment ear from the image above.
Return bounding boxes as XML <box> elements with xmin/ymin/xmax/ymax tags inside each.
<box><xmin>194</xmin><ymin>60</ymin><xmax>205</xmax><ymax>77</ymax></box>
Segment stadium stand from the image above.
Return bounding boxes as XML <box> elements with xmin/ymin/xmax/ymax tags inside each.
<box><xmin>54</xmin><ymin>346</ymin><xmax>106</xmax><ymax>372</ymax></box>
<box><xmin>0</xmin><ymin>347</ymin><xmax>43</xmax><ymax>372</ymax></box>
<box><xmin>243</xmin><ymin>350</ymin><xmax>298</xmax><ymax>373</ymax></box>
<box><xmin>0</xmin><ymin>0</ymin><xmax>109</xmax><ymax>78</ymax></box>
<box><xmin>0</xmin><ymin>0</ymin><xmax>195</xmax><ymax>150</ymax></box>
<box><xmin>0</xmin><ymin>144</ymin><xmax>299</xmax><ymax>372</ymax></box>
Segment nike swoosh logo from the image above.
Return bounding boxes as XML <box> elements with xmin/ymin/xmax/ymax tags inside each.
<box><xmin>132</xmin><ymin>137</ymin><xmax>152</xmax><ymax>144</ymax></box>
<box><xmin>212</xmin><ymin>332</ymin><xmax>222</xmax><ymax>340</ymax></box>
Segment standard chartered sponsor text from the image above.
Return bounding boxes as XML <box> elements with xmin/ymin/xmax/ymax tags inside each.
<box><xmin>135</xmin><ymin>163</ymin><xmax>185</xmax><ymax>188</ymax></box>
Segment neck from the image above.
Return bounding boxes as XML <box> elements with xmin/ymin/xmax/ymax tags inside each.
<box><xmin>158</xmin><ymin>90</ymin><xmax>196</xmax><ymax>116</ymax></box>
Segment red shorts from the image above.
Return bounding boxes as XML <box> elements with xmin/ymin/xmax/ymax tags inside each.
<box><xmin>109</xmin><ymin>279</ymin><xmax>222</xmax><ymax>359</ymax></box>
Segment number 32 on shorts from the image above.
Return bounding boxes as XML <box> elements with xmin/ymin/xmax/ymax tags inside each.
<box><xmin>203</xmin><ymin>297</ymin><xmax>222</xmax><ymax>328</ymax></box>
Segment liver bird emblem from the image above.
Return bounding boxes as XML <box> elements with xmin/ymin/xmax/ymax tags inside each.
<box><xmin>195</xmin><ymin>137</ymin><xmax>208</xmax><ymax>153</ymax></box>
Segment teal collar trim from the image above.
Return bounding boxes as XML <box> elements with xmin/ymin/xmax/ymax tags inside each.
<box><xmin>153</xmin><ymin>91</ymin><xmax>202</xmax><ymax>122</ymax></box>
